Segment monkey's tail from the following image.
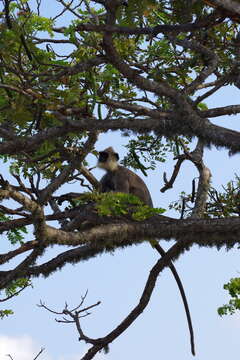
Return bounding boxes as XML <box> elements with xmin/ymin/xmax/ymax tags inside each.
<box><xmin>154</xmin><ymin>243</ymin><xmax>195</xmax><ymax>356</ymax></box>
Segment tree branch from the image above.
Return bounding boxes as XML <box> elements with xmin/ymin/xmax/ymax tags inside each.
<box><xmin>1</xmin><ymin>215</ymin><xmax>240</xmax><ymax>285</ymax></box>
<box><xmin>153</xmin><ymin>243</ymin><xmax>195</xmax><ymax>355</ymax></box>
<box><xmin>79</xmin><ymin>240</ymin><xmax>192</xmax><ymax>360</ymax></box>
<box><xmin>190</xmin><ymin>141</ymin><xmax>212</xmax><ymax>219</ymax></box>
<box><xmin>206</xmin><ymin>0</ymin><xmax>240</xmax><ymax>15</ymax></box>
<box><xmin>201</xmin><ymin>105</ymin><xmax>240</xmax><ymax>118</ymax></box>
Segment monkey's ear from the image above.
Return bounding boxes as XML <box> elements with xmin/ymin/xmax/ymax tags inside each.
<box><xmin>114</xmin><ymin>152</ymin><xmax>119</xmax><ymax>161</ymax></box>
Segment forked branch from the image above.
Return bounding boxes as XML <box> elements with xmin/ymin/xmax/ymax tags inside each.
<box><xmin>39</xmin><ymin>241</ymin><xmax>192</xmax><ymax>360</ymax></box>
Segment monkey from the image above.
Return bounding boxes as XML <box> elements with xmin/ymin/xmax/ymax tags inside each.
<box><xmin>98</xmin><ymin>146</ymin><xmax>195</xmax><ymax>356</ymax></box>
<box><xmin>98</xmin><ymin>147</ymin><xmax>153</xmax><ymax>207</ymax></box>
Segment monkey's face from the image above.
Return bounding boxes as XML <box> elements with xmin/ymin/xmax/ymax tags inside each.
<box><xmin>98</xmin><ymin>151</ymin><xmax>108</xmax><ymax>164</ymax></box>
<box><xmin>98</xmin><ymin>150</ymin><xmax>119</xmax><ymax>171</ymax></box>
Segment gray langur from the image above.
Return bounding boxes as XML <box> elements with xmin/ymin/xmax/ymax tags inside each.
<box><xmin>98</xmin><ymin>146</ymin><xmax>195</xmax><ymax>356</ymax></box>
<box><xmin>98</xmin><ymin>147</ymin><xmax>153</xmax><ymax>206</ymax></box>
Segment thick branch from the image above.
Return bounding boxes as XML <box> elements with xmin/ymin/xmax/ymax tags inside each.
<box><xmin>1</xmin><ymin>216</ymin><xmax>240</xmax><ymax>285</ymax></box>
<box><xmin>191</xmin><ymin>173</ymin><xmax>212</xmax><ymax>218</ymax></box>
<box><xmin>201</xmin><ymin>105</ymin><xmax>240</xmax><ymax>118</ymax></box>
<box><xmin>190</xmin><ymin>141</ymin><xmax>212</xmax><ymax>218</ymax></box>
<box><xmin>2</xmin><ymin>101</ymin><xmax>240</xmax><ymax>155</ymax></box>
<box><xmin>0</xmin><ymin>240</ymin><xmax>37</xmax><ymax>265</ymax></box>
<box><xmin>161</xmin><ymin>140</ymin><xmax>211</xmax><ymax>217</ymax></box>
<box><xmin>52</xmin><ymin>12</ymin><xmax>220</xmax><ymax>36</ymax></box>
<box><xmin>206</xmin><ymin>0</ymin><xmax>240</xmax><ymax>15</ymax></box>
<box><xmin>101</xmin><ymin>98</ymin><xmax>169</xmax><ymax>118</ymax></box>
<box><xmin>39</xmin><ymin>164</ymin><xmax>75</xmax><ymax>204</ymax></box>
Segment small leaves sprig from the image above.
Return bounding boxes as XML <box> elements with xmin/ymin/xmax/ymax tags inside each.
<box><xmin>95</xmin><ymin>192</ymin><xmax>165</xmax><ymax>220</ymax></box>
<box><xmin>0</xmin><ymin>213</ymin><xmax>28</xmax><ymax>245</ymax></box>
<box><xmin>0</xmin><ymin>309</ymin><xmax>14</xmax><ymax>319</ymax></box>
<box><xmin>218</xmin><ymin>278</ymin><xmax>240</xmax><ymax>316</ymax></box>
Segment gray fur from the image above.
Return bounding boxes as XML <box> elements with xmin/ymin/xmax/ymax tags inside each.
<box><xmin>98</xmin><ymin>148</ymin><xmax>153</xmax><ymax>207</ymax></box>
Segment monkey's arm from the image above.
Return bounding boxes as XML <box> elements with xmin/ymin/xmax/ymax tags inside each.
<box><xmin>100</xmin><ymin>174</ymin><xmax>115</xmax><ymax>192</ymax></box>
<box><xmin>114</xmin><ymin>169</ymin><xmax>130</xmax><ymax>193</ymax></box>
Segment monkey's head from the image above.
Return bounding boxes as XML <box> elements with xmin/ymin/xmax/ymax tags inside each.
<box><xmin>98</xmin><ymin>147</ymin><xmax>119</xmax><ymax>171</ymax></box>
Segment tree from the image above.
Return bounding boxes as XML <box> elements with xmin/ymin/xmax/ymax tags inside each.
<box><xmin>1</xmin><ymin>0</ymin><xmax>240</xmax><ymax>358</ymax></box>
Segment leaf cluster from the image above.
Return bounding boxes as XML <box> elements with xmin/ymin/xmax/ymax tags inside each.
<box><xmin>0</xmin><ymin>213</ymin><xmax>28</xmax><ymax>245</ymax></box>
<box><xmin>74</xmin><ymin>192</ymin><xmax>165</xmax><ymax>220</ymax></box>
<box><xmin>218</xmin><ymin>278</ymin><xmax>240</xmax><ymax>316</ymax></box>
<box><xmin>0</xmin><ymin>278</ymin><xmax>31</xmax><ymax>319</ymax></box>
<box><xmin>170</xmin><ymin>175</ymin><xmax>240</xmax><ymax>219</ymax></box>
<box><xmin>122</xmin><ymin>135</ymin><xmax>190</xmax><ymax>173</ymax></box>
<box><xmin>0</xmin><ymin>309</ymin><xmax>14</xmax><ymax>319</ymax></box>
<box><xmin>5</xmin><ymin>278</ymin><xmax>31</xmax><ymax>298</ymax></box>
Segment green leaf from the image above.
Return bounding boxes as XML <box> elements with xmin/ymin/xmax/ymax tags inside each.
<box><xmin>0</xmin><ymin>309</ymin><xmax>14</xmax><ymax>319</ymax></box>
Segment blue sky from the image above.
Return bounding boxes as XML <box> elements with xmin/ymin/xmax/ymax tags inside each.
<box><xmin>1</xmin><ymin>1</ymin><xmax>240</xmax><ymax>360</ymax></box>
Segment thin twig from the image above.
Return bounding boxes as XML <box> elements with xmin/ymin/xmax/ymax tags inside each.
<box><xmin>33</xmin><ymin>348</ymin><xmax>45</xmax><ymax>360</ymax></box>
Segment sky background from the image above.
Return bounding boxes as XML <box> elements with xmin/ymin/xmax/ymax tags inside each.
<box><xmin>1</xmin><ymin>1</ymin><xmax>240</xmax><ymax>360</ymax></box>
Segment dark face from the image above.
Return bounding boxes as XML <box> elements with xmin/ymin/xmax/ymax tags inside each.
<box><xmin>98</xmin><ymin>149</ymin><xmax>120</xmax><ymax>171</ymax></box>
<box><xmin>98</xmin><ymin>151</ymin><xmax>109</xmax><ymax>163</ymax></box>
<box><xmin>98</xmin><ymin>151</ymin><xmax>119</xmax><ymax>163</ymax></box>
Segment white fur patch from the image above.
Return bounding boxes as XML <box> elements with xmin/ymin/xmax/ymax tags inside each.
<box><xmin>98</xmin><ymin>160</ymin><xmax>118</xmax><ymax>171</ymax></box>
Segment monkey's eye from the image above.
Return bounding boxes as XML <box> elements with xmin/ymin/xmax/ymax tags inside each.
<box><xmin>99</xmin><ymin>152</ymin><xmax>108</xmax><ymax>162</ymax></box>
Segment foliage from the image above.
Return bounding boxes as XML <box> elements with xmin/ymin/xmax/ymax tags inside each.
<box><xmin>0</xmin><ymin>0</ymin><xmax>240</xmax><ymax>356</ymax></box>
<box><xmin>72</xmin><ymin>192</ymin><xmax>165</xmax><ymax>219</ymax></box>
<box><xmin>207</xmin><ymin>177</ymin><xmax>240</xmax><ymax>218</ymax></box>
<box><xmin>0</xmin><ymin>213</ymin><xmax>28</xmax><ymax>245</ymax></box>
<box><xmin>218</xmin><ymin>278</ymin><xmax>240</xmax><ymax>316</ymax></box>
<box><xmin>0</xmin><ymin>0</ymin><xmax>237</xmax><ymax>178</ymax></box>
<box><xmin>95</xmin><ymin>192</ymin><xmax>165</xmax><ymax>219</ymax></box>
<box><xmin>170</xmin><ymin>175</ymin><xmax>240</xmax><ymax>219</ymax></box>
<box><xmin>0</xmin><ymin>309</ymin><xmax>14</xmax><ymax>319</ymax></box>
<box><xmin>169</xmin><ymin>191</ymin><xmax>193</xmax><ymax>218</ymax></box>
<box><xmin>4</xmin><ymin>278</ymin><xmax>32</xmax><ymax>298</ymax></box>
<box><xmin>0</xmin><ymin>278</ymin><xmax>31</xmax><ymax>319</ymax></box>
